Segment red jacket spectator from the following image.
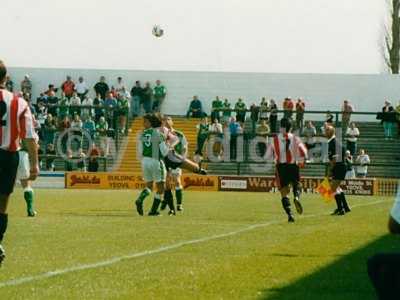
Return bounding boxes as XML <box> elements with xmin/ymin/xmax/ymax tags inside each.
<box><xmin>283</xmin><ymin>97</ymin><xmax>295</xmax><ymax>119</ymax></box>
<box><xmin>61</xmin><ymin>76</ymin><xmax>75</xmax><ymax>98</ymax></box>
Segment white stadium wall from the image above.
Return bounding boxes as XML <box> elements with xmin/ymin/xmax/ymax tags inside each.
<box><xmin>8</xmin><ymin>67</ymin><xmax>400</xmax><ymax>119</ymax></box>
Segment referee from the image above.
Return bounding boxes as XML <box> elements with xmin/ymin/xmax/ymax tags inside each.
<box><xmin>266</xmin><ymin>118</ymin><xmax>307</xmax><ymax>222</ymax></box>
<box><xmin>0</xmin><ymin>60</ymin><xmax>39</xmax><ymax>266</ymax></box>
<box><xmin>325</xmin><ymin>126</ymin><xmax>351</xmax><ymax>215</ymax></box>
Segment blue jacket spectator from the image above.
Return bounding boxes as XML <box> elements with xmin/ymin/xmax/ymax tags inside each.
<box><xmin>83</xmin><ymin>116</ymin><xmax>96</xmax><ymax>138</ymax></box>
<box><xmin>187</xmin><ymin>96</ymin><xmax>205</xmax><ymax>118</ymax></box>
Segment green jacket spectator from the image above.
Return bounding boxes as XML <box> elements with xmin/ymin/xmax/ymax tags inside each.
<box><xmin>153</xmin><ymin>80</ymin><xmax>166</xmax><ymax>111</ymax></box>
<box><xmin>234</xmin><ymin>98</ymin><xmax>247</xmax><ymax>123</ymax></box>
<box><xmin>211</xmin><ymin>96</ymin><xmax>223</xmax><ymax>122</ymax></box>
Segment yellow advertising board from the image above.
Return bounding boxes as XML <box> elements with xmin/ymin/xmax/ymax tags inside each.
<box><xmin>65</xmin><ymin>172</ymin><xmax>218</xmax><ymax>191</ymax></box>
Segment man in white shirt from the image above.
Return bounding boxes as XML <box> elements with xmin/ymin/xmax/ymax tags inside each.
<box><xmin>368</xmin><ymin>185</ymin><xmax>400</xmax><ymax>299</ymax></box>
<box><xmin>355</xmin><ymin>149</ymin><xmax>370</xmax><ymax>178</ymax></box>
<box><xmin>81</xmin><ymin>95</ymin><xmax>94</xmax><ymax>120</ymax></box>
<box><xmin>75</xmin><ymin>76</ymin><xmax>88</xmax><ymax>100</ymax></box>
<box><xmin>346</xmin><ymin>122</ymin><xmax>360</xmax><ymax>156</ymax></box>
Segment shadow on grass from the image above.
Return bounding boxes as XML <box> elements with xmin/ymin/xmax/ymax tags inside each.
<box><xmin>261</xmin><ymin>234</ymin><xmax>400</xmax><ymax>300</ymax></box>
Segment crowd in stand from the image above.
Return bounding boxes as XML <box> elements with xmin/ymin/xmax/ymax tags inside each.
<box><xmin>4</xmin><ymin>74</ymin><xmax>167</xmax><ymax>171</ymax></box>
<box><xmin>191</xmin><ymin>96</ymin><xmax>400</xmax><ymax>178</ymax></box>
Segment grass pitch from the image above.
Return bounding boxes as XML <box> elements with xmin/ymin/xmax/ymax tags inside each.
<box><xmin>0</xmin><ymin>189</ymin><xmax>398</xmax><ymax>300</ymax></box>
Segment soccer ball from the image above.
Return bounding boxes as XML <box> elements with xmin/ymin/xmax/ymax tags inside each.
<box><xmin>152</xmin><ymin>25</ymin><xmax>164</xmax><ymax>38</ymax></box>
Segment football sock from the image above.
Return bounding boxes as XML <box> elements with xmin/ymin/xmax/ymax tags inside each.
<box><xmin>137</xmin><ymin>188</ymin><xmax>151</xmax><ymax>203</ymax></box>
<box><xmin>281</xmin><ymin>197</ymin><xmax>292</xmax><ymax>216</ymax></box>
<box><xmin>292</xmin><ymin>183</ymin><xmax>301</xmax><ymax>199</ymax></box>
<box><xmin>24</xmin><ymin>187</ymin><xmax>34</xmax><ymax>214</ymax></box>
<box><xmin>334</xmin><ymin>193</ymin><xmax>343</xmax><ymax>211</ymax></box>
<box><xmin>164</xmin><ymin>190</ymin><xmax>175</xmax><ymax>211</ymax></box>
<box><xmin>0</xmin><ymin>214</ymin><xmax>8</xmax><ymax>243</ymax></box>
<box><xmin>149</xmin><ymin>194</ymin><xmax>162</xmax><ymax>214</ymax></box>
<box><xmin>176</xmin><ymin>188</ymin><xmax>183</xmax><ymax>205</ymax></box>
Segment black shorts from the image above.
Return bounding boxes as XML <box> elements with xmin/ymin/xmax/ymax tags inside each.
<box><xmin>276</xmin><ymin>163</ymin><xmax>300</xmax><ymax>189</ymax></box>
<box><xmin>164</xmin><ymin>150</ymin><xmax>184</xmax><ymax>171</ymax></box>
<box><xmin>0</xmin><ymin>149</ymin><xmax>19</xmax><ymax>195</ymax></box>
<box><xmin>332</xmin><ymin>163</ymin><xmax>346</xmax><ymax>181</ymax></box>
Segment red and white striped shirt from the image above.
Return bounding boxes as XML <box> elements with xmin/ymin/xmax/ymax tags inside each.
<box><xmin>0</xmin><ymin>89</ymin><xmax>37</xmax><ymax>152</ymax></box>
<box><xmin>266</xmin><ymin>133</ymin><xmax>307</xmax><ymax>164</ymax></box>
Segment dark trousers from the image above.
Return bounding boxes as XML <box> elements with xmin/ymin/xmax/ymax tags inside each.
<box><xmin>270</xmin><ymin>116</ymin><xmax>278</xmax><ymax>133</ymax></box>
<box><xmin>196</xmin><ymin>135</ymin><xmax>208</xmax><ymax>156</ymax></box>
<box><xmin>346</xmin><ymin>141</ymin><xmax>357</xmax><ymax>156</ymax></box>
<box><xmin>230</xmin><ymin>135</ymin><xmax>237</xmax><ymax>160</ymax></box>
<box><xmin>368</xmin><ymin>253</ymin><xmax>400</xmax><ymax>300</ymax></box>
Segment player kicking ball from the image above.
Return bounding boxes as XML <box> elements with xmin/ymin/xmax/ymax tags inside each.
<box><xmin>135</xmin><ymin>114</ymin><xmax>168</xmax><ymax>216</ymax></box>
<box><xmin>266</xmin><ymin>118</ymin><xmax>307</xmax><ymax>222</ymax></box>
<box><xmin>160</xmin><ymin>116</ymin><xmax>187</xmax><ymax>215</ymax></box>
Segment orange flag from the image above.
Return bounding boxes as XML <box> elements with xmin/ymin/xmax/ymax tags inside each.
<box><xmin>317</xmin><ymin>177</ymin><xmax>334</xmax><ymax>202</ymax></box>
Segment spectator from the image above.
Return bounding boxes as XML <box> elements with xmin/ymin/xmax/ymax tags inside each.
<box><xmin>36</xmin><ymin>102</ymin><xmax>48</xmax><ymax>127</ymax></box>
<box><xmin>94</xmin><ymin>76</ymin><xmax>109</xmax><ymax>99</ymax></box>
<box><xmin>256</xmin><ymin>119</ymin><xmax>270</xmax><ymax>157</ymax></box>
<box><xmin>153</xmin><ymin>79</ymin><xmax>167</xmax><ymax>112</ymax></box>
<box><xmin>117</xmin><ymin>93</ymin><xmax>129</xmax><ymax>134</ymax></box>
<box><xmin>341</xmin><ymin>100</ymin><xmax>354</xmax><ymax>129</ymax></box>
<box><xmin>229</xmin><ymin>117</ymin><xmax>241</xmax><ymax>160</ymax></box>
<box><xmin>222</xmin><ymin>98</ymin><xmax>231</xmax><ymax>124</ymax></box>
<box><xmin>234</xmin><ymin>98</ymin><xmax>247</xmax><ymax>125</ymax></box>
<box><xmin>96</xmin><ymin>116</ymin><xmax>109</xmax><ymax>156</ymax></box>
<box><xmin>88</xmin><ymin>145</ymin><xmax>100</xmax><ymax>172</ymax></box>
<box><xmin>58</xmin><ymin>93</ymin><xmax>70</xmax><ymax>119</ymax></box>
<box><xmin>326</xmin><ymin>111</ymin><xmax>334</xmax><ymax>124</ymax></box>
<box><xmin>283</xmin><ymin>97</ymin><xmax>294</xmax><ymax>119</ymax></box>
<box><xmin>23</xmin><ymin>93</ymin><xmax>36</xmax><ymax>115</ymax></box>
<box><xmin>130</xmin><ymin>80</ymin><xmax>143</xmax><ymax>117</ymax></box>
<box><xmin>110</xmin><ymin>86</ymin><xmax>118</xmax><ymax>99</ymax></box>
<box><xmin>45</xmin><ymin>143</ymin><xmax>56</xmax><ymax>171</ymax></box>
<box><xmin>115</xmin><ymin>77</ymin><xmax>126</xmax><ymax>96</ymax></box>
<box><xmin>93</xmin><ymin>94</ymin><xmax>104</xmax><ymax>122</ymax></box>
<box><xmin>44</xmin><ymin>114</ymin><xmax>57</xmax><ymax>146</ymax></box>
<box><xmin>249</xmin><ymin>103</ymin><xmax>260</xmax><ymax>134</ymax></box>
<box><xmin>44</xmin><ymin>84</ymin><xmax>59</xmax><ymax>98</ymax></box>
<box><xmin>69</xmin><ymin>92</ymin><xmax>81</xmax><ymax>116</ymax></box>
<box><xmin>259</xmin><ymin>97</ymin><xmax>269</xmax><ymax>121</ymax></box>
<box><xmin>211</xmin><ymin>96</ymin><xmax>223</xmax><ymax>122</ymax></box>
<box><xmin>187</xmin><ymin>95</ymin><xmax>204</xmax><ymax>118</ymax></box>
<box><xmin>346</xmin><ymin>122</ymin><xmax>360</xmax><ymax>156</ymax></box>
<box><xmin>71</xmin><ymin>114</ymin><xmax>83</xmax><ymax>148</ymax></box>
<box><xmin>303</xmin><ymin>121</ymin><xmax>317</xmax><ymax>150</ymax></box>
<box><xmin>61</xmin><ymin>75</ymin><xmax>75</xmax><ymax>99</ymax></box>
<box><xmin>20</xmin><ymin>74</ymin><xmax>32</xmax><ymax>96</ymax></box>
<box><xmin>5</xmin><ymin>75</ymin><xmax>13</xmax><ymax>92</ymax></box>
<box><xmin>104</xmin><ymin>91</ymin><xmax>118</xmax><ymax>129</ymax></box>
<box><xmin>81</xmin><ymin>95</ymin><xmax>93</xmax><ymax>120</ymax></box>
<box><xmin>65</xmin><ymin>149</ymin><xmax>74</xmax><ymax>171</ymax></box>
<box><xmin>46</xmin><ymin>90</ymin><xmax>59</xmax><ymax>117</ymax></box>
<box><xmin>355</xmin><ymin>149</ymin><xmax>370</xmax><ymax>178</ymax></box>
<box><xmin>382</xmin><ymin>100</ymin><xmax>397</xmax><ymax>140</ymax></box>
<box><xmin>59</xmin><ymin>115</ymin><xmax>71</xmax><ymax>153</ymax></box>
<box><xmin>195</xmin><ymin>117</ymin><xmax>209</xmax><ymax>157</ymax></box>
<box><xmin>83</xmin><ymin>115</ymin><xmax>96</xmax><ymax>138</ymax></box>
<box><xmin>345</xmin><ymin>150</ymin><xmax>355</xmax><ymax>179</ymax></box>
<box><xmin>37</xmin><ymin>92</ymin><xmax>48</xmax><ymax>106</ymax></box>
<box><xmin>295</xmin><ymin>98</ymin><xmax>305</xmax><ymax>134</ymax></box>
<box><xmin>269</xmin><ymin>99</ymin><xmax>278</xmax><ymax>133</ymax></box>
<box><xmin>76</xmin><ymin>76</ymin><xmax>89</xmax><ymax>100</ymax></box>
<box><xmin>76</xmin><ymin>148</ymin><xmax>87</xmax><ymax>172</ymax></box>
<box><xmin>209</xmin><ymin>118</ymin><xmax>223</xmax><ymax>159</ymax></box>
<box><xmin>142</xmin><ymin>82</ymin><xmax>153</xmax><ymax>114</ymax></box>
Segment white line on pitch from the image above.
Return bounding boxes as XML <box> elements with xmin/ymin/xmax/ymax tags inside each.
<box><xmin>0</xmin><ymin>199</ymin><xmax>389</xmax><ymax>288</ymax></box>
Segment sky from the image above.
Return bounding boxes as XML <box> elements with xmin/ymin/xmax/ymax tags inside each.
<box><xmin>0</xmin><ymin>0</ymin><xmax>385</xmax><ymax>74</ymax></box>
